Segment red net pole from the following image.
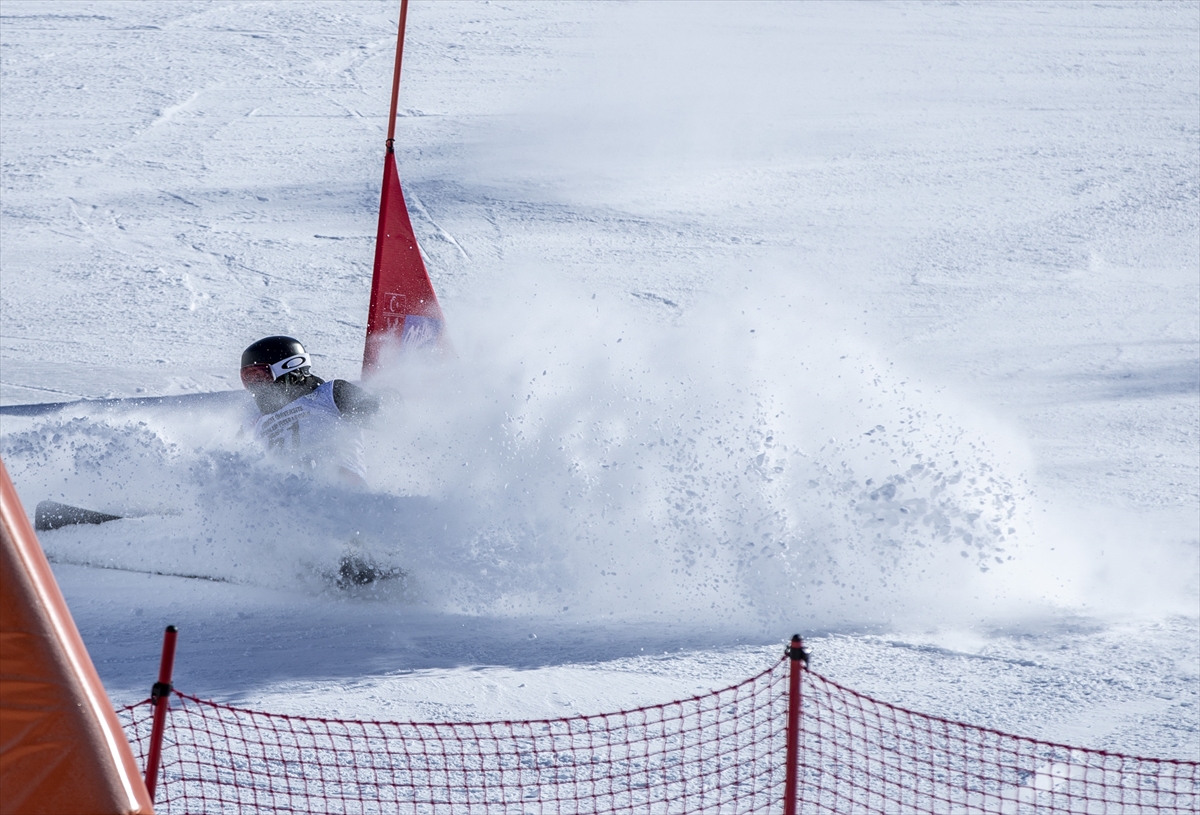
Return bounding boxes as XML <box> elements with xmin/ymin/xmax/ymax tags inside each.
<box><xmin>143</xmin><ymin>624</ymin><xmax>177</xmax><ymax>802</ymax></box>
<box><xmin>784</xmin><ymin>634</ymin><xmax>808</xmax><ymax>815</ymax></box>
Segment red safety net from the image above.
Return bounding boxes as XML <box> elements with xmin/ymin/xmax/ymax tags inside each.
<box><xmin>118</xmin><ymin>653</ymin><xmax>1199</xmax><ymax>815</ymax></box>
<box><xmin>119</xmin><ymin>663</ymin><xmax>788</xmax><ymax>815</ymax></box>
<box><xmin>795</xmin><ymin>670</ymin><xmax>1198</xmax><ymax>814</ymax></box>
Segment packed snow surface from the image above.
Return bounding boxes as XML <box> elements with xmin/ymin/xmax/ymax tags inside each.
<box><xmin>1</xmin><ymin>1</ymin><xmax>1197</xmax><ymax>761</ymax></box>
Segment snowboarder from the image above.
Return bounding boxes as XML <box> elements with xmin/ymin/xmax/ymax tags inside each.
<box><xmin>240</xmin><ymin>335</ymin><xmax>379</xmax><ymax>486</ymax></box>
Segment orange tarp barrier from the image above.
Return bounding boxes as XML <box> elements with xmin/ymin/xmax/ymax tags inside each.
<box><xmin>0</xmin><ymin>456</ymin><xmax>154</xmax><ymax>814</ymax></box>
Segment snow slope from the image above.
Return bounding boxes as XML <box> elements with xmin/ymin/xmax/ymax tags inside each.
<box><xmin>1</xmin><ymin>1</ymin><xmax>1197</xmax><ymax>761</ymax></box>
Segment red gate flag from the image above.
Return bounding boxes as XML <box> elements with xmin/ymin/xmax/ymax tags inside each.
<box><xmin>362</xmin><ymin>150</ymin><xmax>445</xmax><ymax>373</ymax></box>
<box><xmin>362</xmin><ymin>0</ymin><xmax>445</xmax><ymax>375</ymax></box>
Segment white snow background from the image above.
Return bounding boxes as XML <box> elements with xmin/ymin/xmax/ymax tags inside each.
<box><xmin>0</xmin><ymin>1</ymin><xmax>1196</xmax><ymax>761</ymax></box>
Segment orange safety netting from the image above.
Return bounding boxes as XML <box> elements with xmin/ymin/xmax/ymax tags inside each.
<box><xmin>1</xmin><ymin>455</ymin><xmax>154</xmax><ymax>815</ymax></box>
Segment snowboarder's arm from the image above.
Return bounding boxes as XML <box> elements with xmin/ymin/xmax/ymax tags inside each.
<box><xmin>332</xmin><ymin>379</ymin><xmax>381</xmax><ymax>421</ymax></box>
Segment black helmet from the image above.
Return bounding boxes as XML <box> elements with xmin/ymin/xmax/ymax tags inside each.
<box><xmin>240</xmin><ymin>336</ymin><xmax>311</xmax><ymax>388</ymax></box>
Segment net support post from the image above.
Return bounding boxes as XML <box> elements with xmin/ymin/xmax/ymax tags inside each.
<box><xmin>784</xmin><ymin>634</ymin><xmax>808</xmax><ymax>815</ymax></box>
<box><xmin>144</xmin><ymin>624</ymin><xmax>178</xmax><ymax>803</ymax></box>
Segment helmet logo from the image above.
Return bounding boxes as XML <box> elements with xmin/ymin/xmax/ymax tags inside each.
<box><xmin>268</xmin><ymin>353</ymin><xmax>311</xmax><ymax>380</ymax></box>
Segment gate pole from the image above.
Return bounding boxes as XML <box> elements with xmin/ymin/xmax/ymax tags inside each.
<box><xmin>385</xmin><ymin>0</ymin><xmax>410</xmax><ymax>152</ymax></box>
<box><xmin>144</xmin><ymin>625</ymin><xmax>178</xmax><ymax>802</ymax></box>
<box><xmin>784</xmin><ymin>634</ymin><xmax>808</xmax><ymax>815</ymax></box>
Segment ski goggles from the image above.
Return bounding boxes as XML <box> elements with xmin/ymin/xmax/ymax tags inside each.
<box><xmin>240</xmin><ymin>353</ymin><xmax>311</xmax><ymax>388</ymax></box>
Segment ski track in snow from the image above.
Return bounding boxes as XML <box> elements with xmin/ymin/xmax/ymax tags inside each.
<box><xmin>0</xmin><ymin>1</ymin><xmax>1197</xmax><ymax>761</ymax></box>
